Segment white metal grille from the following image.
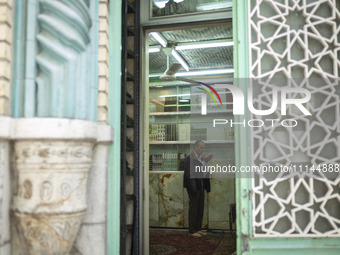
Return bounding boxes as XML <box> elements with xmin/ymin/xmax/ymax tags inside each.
<box><xmin>249</xmin><ymin>0</ymin><xmax>340</xmax><ymax>237</ymax></box>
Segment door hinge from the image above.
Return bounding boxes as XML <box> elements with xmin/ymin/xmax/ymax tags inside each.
<box><xmin>243</xmin><ymin>189</ymin><xmax>253</xmax><ymax>199</ymax></box>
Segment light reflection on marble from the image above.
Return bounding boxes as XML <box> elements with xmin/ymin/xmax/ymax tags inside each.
<box><xmin>208</xmin><ymin>178</ymin><xmax>235</xmax><ymax>229</ymax></box>
<box><xmin>183</xmin><ymin>190</ymin><xmax>189</xmax><ymax>228</ymax></box>
<box><xmin>149</xmin><ymin>173</ymin><xmax>235</xmax><ymax>230</ymax></box>
<box><xmin>149</xmin><ymin>174</ymin><xmax>159</xmax><ymax>226</ymax></box>
<box><xmin>158</xmin><ymin>174</ymin><xmax>184</xmax><ymax>228</ymax></box>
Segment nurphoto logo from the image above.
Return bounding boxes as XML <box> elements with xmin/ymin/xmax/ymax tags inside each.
<box><xmin>197</xmin><ymin>84</ymin><xmax>312</xmax><ymax>128</ymax></box>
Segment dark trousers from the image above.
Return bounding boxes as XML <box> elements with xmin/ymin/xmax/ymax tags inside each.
<box><xmin>187</xmin><ymin>190</ymin><xmax>205</xmax><ymax>234</ymax></box>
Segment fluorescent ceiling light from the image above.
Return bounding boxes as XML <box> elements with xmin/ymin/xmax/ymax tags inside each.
<box><xmin>149</xmin><ymin>48</ymin><xmax>160</xmax><ymax>53</ymax></box>
<box><xmin>149</xmin><ymin>74</ymin><xmax>162</xmax><ymax>78</ymax></box>
<box><xmin>149</xmin><ymin>46</ymin><xmax>161</xmax><ymax>53</ymax></box>
<box><xmin>171</xmin><ymin>50</ymin><xmax>189</xmax><ymax>71</ymax></box>
<box><xmin>196</xmin><ymin>1</ymin><xmax>232</xmax><ymax>11</ymax></box>
<box><xmin>175</xmin><ymin>69</ymin><xmax>234</xmax><ymax>76</ymax></box>
<box><xmin>150</xmin><ymin>32</ymin><xmax>167</xmax><ymax>47</ymax></box>
<box><xmin>175</xmin><ymin>41</ymin><xmax>234</xmax><ymax>50</ymax></box>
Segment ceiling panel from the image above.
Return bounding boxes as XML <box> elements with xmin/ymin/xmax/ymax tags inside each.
<box><xmin>149</xmin><ymin>51</ymin><xmax>179</xmax><ymax>73</ymax></box>
<box><xmin>149</xmin><ymin>23</ymin><xmax>233</xmax><ymax>75</ymax></box>
<box><xmin>161</xmin><ymin>24</ymin><xmax>232</xmax><ymax>43</ymax></box>
<box><xmin>178</xmin><ymin>47</ymin><xmax>233</xmax><ymax>70</ymax></box>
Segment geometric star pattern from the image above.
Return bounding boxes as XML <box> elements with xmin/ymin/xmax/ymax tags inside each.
<box><xmin>249</xmin><ymin>0</ymin><xmax>340</xmax><ymax>237</ymax></box>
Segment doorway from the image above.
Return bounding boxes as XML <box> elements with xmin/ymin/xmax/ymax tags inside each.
<box><xmin>142</xmin><ymin>22</ymin><xmax>236</xmax><ymax>254</ymax></box>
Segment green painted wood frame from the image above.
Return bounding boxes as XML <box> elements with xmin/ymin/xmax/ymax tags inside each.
<box><xmin>108</xmin><ymin>0</ymin><xmax>122</xmax><ymax>254</ymax></box>
<box><xmin>233</xmin><ymin>0</ymin><xmax>251</xmax><ymax>254</ymax></box>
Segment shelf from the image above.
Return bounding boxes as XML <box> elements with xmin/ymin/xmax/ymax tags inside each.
<box><xmin>149</xmin><ymin>171</ymin><xmax>184</xmax><ymax>174</ymax></box>
<box><xmin>149</xmin><ymin>110</ymin><xmax>233</xmax><ymax>116</ymax></box>
<box><xmin>150</xmin><ymin>111</ymin><xmax>190</xmax><ymax>116</ymax></box>
<box><xmin>149</xmin><ymin>140</ymin><xmax>234</xmax><ymax>145</ymax></box>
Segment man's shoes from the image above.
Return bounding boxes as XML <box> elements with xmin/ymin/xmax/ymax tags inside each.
<box><xmin>198</xmin><ymin>231</ymin><xmax>207</xmax><ymax>236</ymax></box>
<box><xmin>190</xmin><ymin>232</ymin><xmax>202</xmax><ymax>237</ymax></box>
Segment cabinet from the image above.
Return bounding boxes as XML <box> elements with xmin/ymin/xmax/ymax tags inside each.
<box><xmin>148</xmin><ymin>82</ymin><xmax>236</xmax><ymax>230</ymax></box>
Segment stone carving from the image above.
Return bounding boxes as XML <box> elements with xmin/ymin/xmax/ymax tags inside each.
<box><xmin>60</xmin><ymin>182</ymin><xmax>71</xmax><ymax>199</ymax></box>
<box><xmin>36</xmin><ymin>0</ymin><xmax>93</xmax><ymax>119</ymax></box>
<box><xmin>14</xmin><ymin>142</ymin><xmax>93</xmax><ymax>165</ymax></box>
<box><xmin>22</xmin><ymin>180</ymin><xmax>33</xmax><ymax>199</ymax></box>
<box><xmin>40</xmin><ymin>181</ymin><xmax>53</xmax><ymax>201</ymax></box>
<box><xmin>11</xmin><ymin>141</ymin><xmax>94</xmax><ymax>254</ymax></box>
<box><xmin>0</xmin><ymin>142</ymin><xmax>4</xmax><ymax>248</ymax></box>
<box><xmin>12</xmin><ymin>212</ymin><xmax>84</xmax><ymax>254</ymax></box>
<box><xmin>0</xmin><ymin>141</ymin><xmax>10</xmax><ymax>252</ymax></box>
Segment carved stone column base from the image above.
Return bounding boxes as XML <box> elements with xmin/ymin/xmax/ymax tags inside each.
<box><xmin>9</xmin><ymin>118</ymin><xmax>108</xmax><ymax>255</ymax></box>
<box><xmin>12</xmin><ymin>212</ymin><xmax>84</xmax><ymax>254</ymax></box>
<box><xmin>0</xmin><ymin>117</ymin><xmax>12</xmax><ymax>254</ymax></box>
<box><xmin>0</xmin><ymin>141</ymin><xmax>10</xmax><ymax>254</ymax></box>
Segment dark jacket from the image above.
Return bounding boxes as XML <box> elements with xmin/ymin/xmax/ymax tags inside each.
<box><xmin>183</xmin><ymin>153</ymin><xmax>211</xmax><ymax>193</ymax></box>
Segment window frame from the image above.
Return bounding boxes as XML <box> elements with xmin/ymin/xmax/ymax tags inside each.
<box><xmin>141</xmin><ymin>0</ymin><xmax>232</xmax><ymax>26</ymax></box>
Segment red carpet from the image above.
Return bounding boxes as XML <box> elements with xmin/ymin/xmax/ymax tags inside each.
<box><xmin>150</xmin><ymin>229</ymin><xmax>236</xmax><ymax>255</ymax></box>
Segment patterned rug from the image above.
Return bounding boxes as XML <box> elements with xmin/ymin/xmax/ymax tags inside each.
<box><xmin>150</xmin><ymin>229</ymin><xmax>236</xmax><ymax>255</ymax></box>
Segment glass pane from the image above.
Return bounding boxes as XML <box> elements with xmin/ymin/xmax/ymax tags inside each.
<box><xmin>152</xmin><ymin>0</ymin><xmax>232</xmax><ymax>18</ymax></box>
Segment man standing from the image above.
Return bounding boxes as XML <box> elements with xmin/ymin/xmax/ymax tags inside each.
<box><xmin>184</xmin><ymin>140</ymin><xmax>213</xmax><ymax>237</ymax></box>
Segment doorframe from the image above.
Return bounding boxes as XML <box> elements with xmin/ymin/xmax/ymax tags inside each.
<box><xmin>107</xmin><ymin>1</ymin><xmax>122</xmax><ymax>255</ymax></box>
<box><xmin>232</xmin><ymin>0</ymin><xmax>252</xmax><ymax>254</ymax></box>
<box><xmin>140</xmin><ymin>19</ymin><xmax>234</xmax><ymax>254</ymax></box>
<box><xmin>140</xmin><ymin>26</ymin><xmax>150</xmax><ymax>254</ymax></box>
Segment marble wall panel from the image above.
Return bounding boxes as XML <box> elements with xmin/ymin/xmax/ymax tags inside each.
<box><xmin>183</xmin><ymin>190</ymin><xmax>189</xmax><ymax>228</ymax></box>
<box><xmin>158</xmin><ymin>173</ymin><xmax>184</xmax><ymax>228</ymax></box>
<box><xmin>149</xmin><ymin>173</ymin><xmax>159</xmax><ymax>226</ymax></box>
<box><xmin>150</xmin><ymin>173</ymin><xmax>234</xmax><ymax>230</ymax></box>
<box><xmin>73</xmin><ymin>223</ymin><xmax>106</xmax><ymax>255</ymax></box>
<box><xmin>208</xmin><ymin>178</ymin><xmax>235</xmax><ymax>229</ymax></box>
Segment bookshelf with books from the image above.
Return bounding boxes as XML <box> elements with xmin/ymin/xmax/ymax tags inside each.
<box><xmin>148</xmin><ymin>82</ymin><xmax>235</xmax><ymax>173</ymax></box>
<box><xmin>148</xmin><ymin>82</ymin><xmax>236</xmax><ymax>230</ymax></box>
